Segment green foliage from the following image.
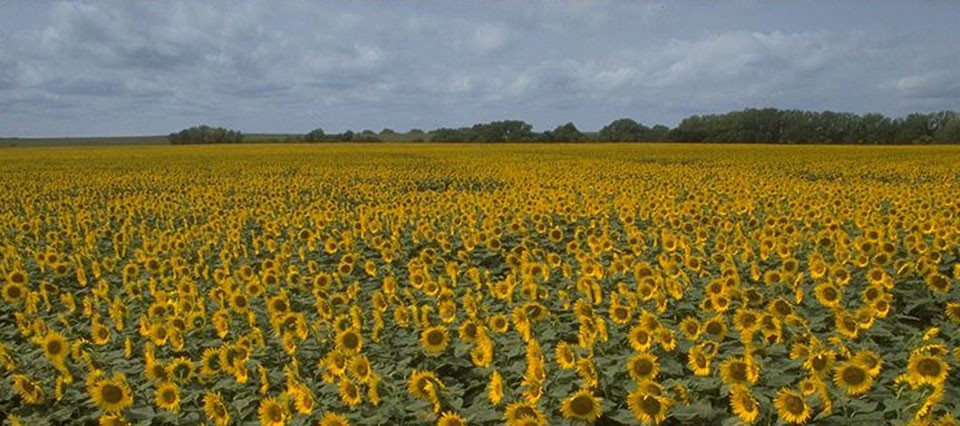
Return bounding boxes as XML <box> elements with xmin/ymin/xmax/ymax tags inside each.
<box><xmin>168</xmin><ymin>125</ymin><xmax>242</xmax><ymax>145</ymax></box>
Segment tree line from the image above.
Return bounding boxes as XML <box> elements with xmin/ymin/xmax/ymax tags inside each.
<box><xmin>168</xmin><ymin>108</ymin><xmax>960</xmax><ymax>144</ymax></box>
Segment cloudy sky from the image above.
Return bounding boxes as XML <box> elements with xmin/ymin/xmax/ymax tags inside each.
<box><xmin>2</xmin><ymin>1</ymin><xmax>959</xmax><ymax>137</ymax></box>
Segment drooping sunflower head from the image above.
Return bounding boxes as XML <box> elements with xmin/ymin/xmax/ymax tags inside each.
<box><xmin>505</xmin><ymin>402</ymin><xmax>544</xmax><ymax>425</ymax></box>
<box><xmin>729</xmin><ymin>384</ymin><xmax>759</xmax><ymax>424</ymax></box>
<box><xmin>560</xmin><ymin>389</ymin><xmax>602</xmax><ymax>422</ymax></box>
<box><xmin>338</xmin><ymin>379</ymin><xmax>362</xmax><ymax>406</ymax></box>
<box><xmin>408</xmin><ymin>370</ymin><xmax>441</xmax><ymax>401</ymax></box>
<box><xmin>202</xmin><ymin>391</ymin><xmax>231</xmax><ymax>426</ymax></box>
<box><xmin>12</xmin><ymin>374</ymin><xmax>43</xmax><ymax>404</ymax></box>
<box><xmin>720</xmin><ymin>356</ymin><xmax>758</xmax><ymax>385</ymax></box>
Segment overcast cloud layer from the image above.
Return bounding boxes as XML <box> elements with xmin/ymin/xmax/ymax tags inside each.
<box><xmin>2</xmin><ymin>1</ymin><xmax>959</xmax><ymax>137</ymax></box>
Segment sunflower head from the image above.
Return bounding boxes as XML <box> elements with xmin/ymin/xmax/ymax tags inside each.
<box><xmin>420</xmin><ymin>326</ymin><xmax>450</xmax><ymax>356</ymax></box>
<box><xmin>833</xmin><ymin>361</ymin><xmax>873</xmax><ymax>396</ymax></box>
<box><xmin>627</xmin><ymin>352</ymin><xmax>659</xmax><ymax>381</ymax></box>
<box><xmin>155</xmin><ymin>381</ymin><xmax>180</xmax><ymax>412</ymax></box>
<box><xmin>438</xmin><ymin>412</ymin><xmax>467</xmax><ymax>426</ymax></box>
<box><xmin>90</xmin><ymin>373</ymin><xmax>134</xmax><ymax>413</ymax></box>
<box><xmin>258</xmin><ymin>397</ymin><xmax>286</xmax><ymax>426</ymax></box>
<box><xmin>627</xmin><ymin>388</ymin><xmax>670</xmax><ymax>424</ymax></box>
<box><xmin>560</xmin><ymin>389</ymin><xmax>602</xmax><ymax>422</ymax></box>
<box><xmin>774</xmin><ymin>388</ymin><xmax>810</xmax><ymax>425</ymax></box>
<box><xmin>203</xmin><ymin>391</ymin><xmax>231</xmax><ymax>426</ymax></box>
<box><xmin>319</xmin><ymin>413</ymin><xmax>351</xmax><ymax>426</ymax></box>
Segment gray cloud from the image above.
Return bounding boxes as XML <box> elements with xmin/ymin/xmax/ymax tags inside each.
<box><xmin>1</xmin><ymin>1</ymin><xmax>958</xmax><ymax>137</ymax></box>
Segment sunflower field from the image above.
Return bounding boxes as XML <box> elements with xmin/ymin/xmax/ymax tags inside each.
<box><xmin>1</xmin><ymin>143</ymin><xmax>959</xmax><ymax>426</ymax></box>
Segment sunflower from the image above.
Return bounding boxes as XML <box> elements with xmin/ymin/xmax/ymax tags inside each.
<box><xmin>555</xmin><ymin>341</ymin><xmax>578</xmax><ymax>369</ymax></box>
<box><xmin>259</xmin><ymin>397</ymin><xmax>286</xmax><ymax>426</ymax></box>
<box><xmin>627</xmin><ymin>352</ymin><xmax>659</xmax><ymax>381</ymax></box>
<box><xmin>835</xmin><ymin>312</ymin><xmax>859</xmax><ymax>339</ymax></box>
<box><xmin>438</xmin><ymin>412</ymin><xmax>467</xmax><ymax>426</ymax></box>
<box><xmin>687</xmin><ymin>345</ymin><xmax>712</xmax><ymax>376</ymax></box>
<box><xmin>97</xmin><ymin>413</ymin><xmax>131</xmax><ymax>426</ymax></box>
<box><xmin>12</xmin><ymin>374</ymin><xmax>43</xmax><ymax>404</ymax></box>
<box><xmin>488</xmin><ymin>370</ymin><xmax>504</xmax><ymax>405</ymax></box>
<box><xmin>560</xmin><ymin>389</ymin><xmax>602</xmax><ymax>422</ymax></box>
<box><xmin>814</xmin><ymin>282</ymin><xmax>842</xmax><ymax>309</ymax></box>
<box><xmin>719</xmin><ymin>356</ymin><xmax>759</xmax><ymax>386</ymax></box>
<box><xmin>945</xmin><ymin>302</ymin><xmax>960</xmax><ymax>324</ymax></box>
<box><xmin>319</xmin><ymin>412</ymin><xmax>351</xmax><ymax>426</ymax></box>
<box><xmin>203</xmin><ymin>391</ymin><xmax>231</xmax><ymax>426</ymax></box>
<box><xmin>678</xmin><ymin>317</ymin><xmax>700</xmax><ymax>341</ymax></box>
<box><xmin>457</xmin><ymin>320</ymin><xmax>482</xmax><ymax>344</ymax></box>
<box><xmin>702</xmin><ymin>316</ymin><xmax>727</xmax><ymax>340</ymax></box>
<box><xmin>200</xmin><ymin>347</ymin><xmax>222</xmax><ymax>376</ymax></box>
<box><xmin>610</xmin><ymin>305</ymin><xmax>632</xmax><ymax>325</ymax></box>
<box><xmin>774</xmin><ymin>388</ymin><xmax>809</xmax><ymax>424</ymax></box>
<box><xmin>291</xmin><ymin>384</ymin><xmax>315</xmax><ymax>415</ymax></box>
<box><xmin>805</xmin><ymin>350</ymin><xmax>834</xmax><ymax>377</ymax></box>
<box><xmin>155</xmin><ymin>381</ymin><xmax>180</xmax><ymax>412</ymax></box>
<box><xmin>505</xmin><ymin>402</ymin><xmax>545</xmax><ymax>426</ymax></box>
<box><xmin>41</xmin><ymin>330</ymin><xmax>69</xmax><ymax>365</ymax></box>
<box><xmin>628</xmin><ymin>324</ymin><xmax>654</xmax><ymax>351</ymax></box>
<box><xmin>90</xmin><ymin>373</ymin><xmax>134</xmax><ymax>413</ymax></box>
<box><xmin>349</xmin><ymin>355</ymin><xmax>372</xmax><ymax>382</ymax></box>
<box><xmin>729</xmin><ymin>384</ymin><xmax>759</xmax><ymax>424</ymax></box>
<box><xmin>833</xmin><ymin>361</ymin><xmax>873</xmax><ymax>396</ymax></box>
<box><xmin>420</xmin><ymin>326</ymin><xmax>450</xmax><ymax>356</ymax></box>
<box><xmin>627</xmin><ymin>388</ymin><xmax>670</xmax><ymax>424</ymax></box>
<box><xmin>338</xmin><ymin>379</ymin><xmax>363</xmax><ymax>406</ymax></box>
<box><xmin>336</xmin><ymin>329</ymin><xmax>363</xmax><ymax>355</ymax></box>
<box><xmin>2</xmin><ymin>281</ymin><xmax>27</xmax><ymax>304</ymax></box>
<box><xmin>906</xmin><ymin>353</ymin><xmax>949</xmax><ymax>386</ymax></box>
<box><xmin>6</xmin><ymin>269</ymin><xmax>27</xmax><ymax>286</ymax></box>
<box><xmin>168</xmin><ymin>357</ymin><xmax>194</xmax><ymax>383</ymax></box>
<box><xmin>925</xmin><ymin>273</ymin><xmax>951</xmax><ymax>294</ymax></box>
<box><xmin>853</xmin><ymin>350</ymin><xmax>883</xmax><ymax>377</ymax></box>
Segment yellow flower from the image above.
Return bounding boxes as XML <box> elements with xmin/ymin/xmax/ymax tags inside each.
<box><xmin>437</xmin><ymin>411</ymin><xmax>467</xmax><ymax>426</ymax></box>
<box><xmin>12</xmin><ymin>374</ymin><xmax>44</xmax><ymax>404</ymax></box>
<box><xmin>420</xmin><ymin>325</ymin><xmax>450</xmax><ymax>356</ymax></box>
<box><xmin>336</xmin><ymin>329</ymin><xmax>363</xmax><ymax>355</ymax></box>
<box><xmin>504</xmin><ymin>402</ymin><xmax>545</xmax><ymax>426</ymax></box>
<box><xmin>906</xmin><ymin>353</ymin><xmax>949</xmax><ymax>387</ymax></box>
<box><xmin>719</xmin><ymin>356</ymin><xmax>759</xmax><ymax>386</ymax></box>
<box><xmin>202</xmin><ymin>391</ymin><xmax>231</xmax><ymax>426</ymax></box>
<box><xmin>155</xmin><ymin>381</ymin><xmax>180</xmax><ymax>412</ymax></box>
<box><xmin>627</xmin><ymin>352</ymin><xmax>659</xmax><ymax>381</ymax></box>
<box><xmin>338</xmin><ymin>379</ymin><xmax>362</xmax><ymax>406</ymax></box>
<box><xmin>560</xmin><ymin>389</ymin><xmax>602</xmax><ymax>422</ymax></box>
<box><xmin>729</xmin><ymin>384</ymin><xmax>759</xmax><ymax>424</ymax></box>
<box><xmin>627</xmin><ymin>387</ymin><xmax>670</xmax><ymax>424</ymax></box>
<box><xmin>833</xmin><ymin>361</ymin><xmax>873</xmax><ymax>396</ymax></box>
<box><xmin>555</xmin><ymin>341</ymin><xmax>578</xmax><ymax>369</ymax></box>
<box><xmin>488</xmin><ymin>370</ymin><xmax>504</xmax><ymax>405</ymax></box>
<box><xmin>259</xmin><ymin>396</ymin><xmax>286</xmax><ymax>426</ymax></box>
<box><xmin>40</xmin><ymin>330</ymin><xmax>69</xmax><ymax>366</ymax></box>
<box><xmin>774</xmin><ymin>388</ymin><xmax>810</xmax><ymax>424</ymax></box>
<box><xmin>318</xmin><ymin>412</ymin><xmax>351</xmax><ymax>426</ymax></box>
<box><xmin>90</xmin><ymin>373</ymin><xmax>134</xmax><ymax>413</ymax></box>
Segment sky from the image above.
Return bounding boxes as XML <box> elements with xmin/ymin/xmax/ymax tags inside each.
<box><xmin>1</xmin><ymin>1</ymin><xmax>959</xmax><ymax>137</ymax></box>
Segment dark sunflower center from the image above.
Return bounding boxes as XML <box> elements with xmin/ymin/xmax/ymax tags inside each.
<box><xmin>738</xmin><ymin>394</ymin><xmax>756</xmax><ymax>411</ymax></box>
<box><xmin>634</xmin><ymin>359</ymin><xmax>654</xmax><ymax>376</ymax></box>
<box><xmin>706</xmin><ymin>322</ymin><xmax>723</xmax><ymax>335</ymax></box>
<box><xmin>917</xmin><ymin>358</ymin><xmax>941</xmax><ymax>376</ymax></box>
<box><xmin>46</xmin><ymin>339</ymin><xmax>64</xmax><ymax>356</ymax></box>
<box><xmin>101</xmin><ymin>384</ymin><xmax>124</xmax><ymax>404</ymax></box>
<box><xmin>570</xmin><ymin>395</ymin><xmax>595</xmax><ymax>416</ymax></box>
<box><xmin>812</xmin><ymin>355</ymin><xmax>828</xmax><ymax>371</ymax></box>
<box><xmin>6</xmin><ymin>286</ymin><xmax>22</xmax><ymax>298</ymax></box>
<box><xmin>729</xmin><ymin>362</ymin><xmax>748</xmax><ymax>381</ymax></box>
<box><xmin>824</xmin><ymin>287</ymin><xmax>838</xmax><ymax>301</ymax></box>
<box><xmin>268</xmin><ymin>404</ymin><xmax>282</xmax><ymax>421</ymax></box>
<box><xmin>842</xmin><ymin>366</ymin><xmax>866</xmax><ymax>385</ymax></box>
<box><xmin>641</xmin><ymin>395</ymin><xmax>661</xmax><ymax>415</ymax></box>
<box><xmin>515</xmin><ymin>406</ymin><xmax>537</xmax><ymax>419</ymax></box>
<box><xmin>214</xmin><ymin>403</ymin><xmax>227</xmax><ymax>417</ymax></box>
<box><xmin>784</xmin><ymin>395</ymin><xmax>804</xmax><ymax>415</ymax></box>
<box><xmin>427</xmin><ymin>330</ymin><xmax>445</xmax><ymax>345</ymax></box>
<box><xmin>741</xmin><ymin>314</ymin><xmax>757</xmax><ymax>328</ymax></box>
<box><xmin>21</xmin><ymin>380</ymin><xmax>36</xmax><ymax>393</ymax></box>
<box><xmin>695</xmin><ymin>354</ymin><xmax>707</xmax><ymax>367</ymax></box>
<box><xmin>162</xmin><ymin>389</ymin><xmax>176</xmax><ymax>402</ymax></box>
<box><xmin>342</xmin><ymin>332</ymin><xmax>359</xmax><ymax>349</ymax></box>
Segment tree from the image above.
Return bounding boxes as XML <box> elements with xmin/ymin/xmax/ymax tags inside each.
<box><xmin>168</xmin><ymin>125</ymin><xmax>242</xmax><ymax>145</ymax></box>
<box><xmin>304</xmin><ymin>127</ymin><xmax>326</xmax><ymax>142</ymax></box>
<box><xmin>598</xmin><ymin>118</ymin><xmax>653</xmax><ymax>142</ymax></box>
<box><xmin>541</xmin><ymin>122</ymin><xmax>585</xmax><ymax>142</ymax></box>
